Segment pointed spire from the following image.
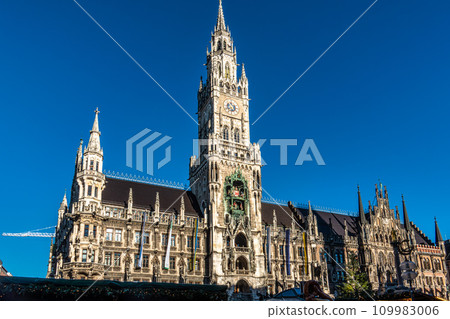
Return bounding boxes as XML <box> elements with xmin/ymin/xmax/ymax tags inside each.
<box><xmin>308</xmin><ymin>200</ymin><xmax>313</xmax><ymax>216</ymax></box>
<box><xmin>76</xmin><ymin>139</ymin><xmax>83</xmax><ymax>164</ymax></box>
<box><xmin>344</xmin><ymin>218</ymin><xmax>348</xmax><ymax>237</ymax></box>
<box><xmin>402</xmin><ymin>195</ymin><xmax>411</xmax><ymax>232</ymax></box>
<box><xmin>60</xmin><ymin>191</ymin><xmax>67</xmax><ymax>210</ymax></box>
<box><xmin>87</xmin><ymin>108</ymin><xmax>101</xmax><ymax>152</ymax></box>
<box><xmin>155</xmin><ymin>191</ymin><xmax>160</xmax><ymax>216</ymax></box>
<box><xmin>216</xmin><ymin>0</ymin><xmax>226</xmax><ymax>31</ymax></box>
<box><xmin>241</xmin><ymin>63</ymin><xmax>247</xmax><ymax>80</ymax></box>
<box><xmin>198</xmin><ymin>76</ymin><xmax>203</xmax><ymax>92</ymax></box>
<box><xmin>128</xmin><ymin>188</ymin><xmax>133</xmax><ymax>204</ymax></box>
<box><xmin>395</xmin><ymin>206</ymin><xmax>400</xmax><ymax>220</ymax></box>
<box><xmin>435</xmin><ymin>217</ymin><xmax>443</xmax><ymax>244</ymax></box>
<box><xmin>180</xmin><ymin>196</ymin><xmax>185</xmax><ymax>220</ymax></box>
<box><xmin>358</xmin><ymin>186</ymin><xmax>367</xmax><ymax>224</ymax></box>
<box><xmin>272</xmin><ymin>209</ymin><xmax>277</xmax><ymax>227</ymax></box>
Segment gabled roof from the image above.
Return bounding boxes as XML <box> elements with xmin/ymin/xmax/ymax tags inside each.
<box><xmin>102</xmin><ymin>178</ymin><xmax>201</xmax><ymax>216</ymax></box>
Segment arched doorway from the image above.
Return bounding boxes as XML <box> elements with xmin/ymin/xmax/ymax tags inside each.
<box><xmin>235</xmin><ymin>279</ymin><xmax>250</xmax><ymax>293</ymax></box>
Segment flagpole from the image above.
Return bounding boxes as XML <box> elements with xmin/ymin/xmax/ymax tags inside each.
<box><xmin>138</xmin><ymin>212</ymin><xmax>147</xmax><ymax>268</ymax></box>
<box><xmin>164</xmin><ymin>214</ymin><xmax>174</xmax><ymax>270</ymax></box>
<box><xmin>193</xmin><ymin>218</ymin><xmax>199</xmax><ymax>271</ymax></box>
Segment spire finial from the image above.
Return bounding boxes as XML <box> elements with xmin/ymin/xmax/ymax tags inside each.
<box><xmin>91</xmin><ymin>108</ymin><xmax>100</xmax><ymax>133</ymax></box>
<box><xmin>358</xmin><ymin>185</ymin><xmax>367</xmax><ymax>224</ymax></box>
<box><xmin>216</xmin><ymin>0</ymin><xmax>226</xmax><ymax>31</ymax></box>
<box><xmin>402</xmin><ymin>195</ymin><xmax>411</xmax><ymax>232</ymax></box>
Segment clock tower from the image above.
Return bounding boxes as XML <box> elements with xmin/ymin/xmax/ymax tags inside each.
<box><xmin>189</xmin><ymin>0</ymin><xmax>266</xmax><ymax>293</ymax></box>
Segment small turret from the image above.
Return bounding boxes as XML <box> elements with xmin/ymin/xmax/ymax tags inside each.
<box><xmin>57</xmin><ymin>192</ymin><xmax>68</xmax><ymax>228</ymax></box>
<box><xmin>76</xmin><ymin>108</ymin><xmax>105</xmax><ymax>208</ymax></box>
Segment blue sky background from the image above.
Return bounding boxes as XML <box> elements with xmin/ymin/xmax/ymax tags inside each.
<box><xmin>0</xmin><ymin>0</ymin><xmax>449</xmax><ymax>277</ymax></box>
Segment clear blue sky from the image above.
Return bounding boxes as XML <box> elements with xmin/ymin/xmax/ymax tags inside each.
<box><xmin>0</xmin><ymin>0</ymin><xmax>449</xmax><ymax>277</ymax></box>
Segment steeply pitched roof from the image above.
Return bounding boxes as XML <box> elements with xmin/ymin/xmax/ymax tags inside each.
<box><xmin>102</xmin><ymin>178</ymin><xmax>201</xmax><ymax>216</ymax></box>
<box><xmin>260</xmin><ymin>202</ymin><xmax>357</xmax><ymax>237</ymax></box>
<box><xmin>101</xmin><ymin>178</ymin><xmax>436</xmax><ymax>246</ymax></box>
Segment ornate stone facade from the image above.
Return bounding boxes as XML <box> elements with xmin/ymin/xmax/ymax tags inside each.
<box><xmin>47</xmin><ymin>1</ymin><xmax>448</xmax><ymax>300</ymax></box>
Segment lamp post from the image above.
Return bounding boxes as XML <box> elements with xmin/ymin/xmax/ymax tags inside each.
<box><xmin>400</xmin><ymin>260</ymin><xmax>418</xmax><ymax>301</ymax></box>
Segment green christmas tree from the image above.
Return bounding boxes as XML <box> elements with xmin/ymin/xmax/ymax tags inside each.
<box><xmin>337</xmin><ymin>252</ymin><xmax>374</xmax><ymax>300</ymax></box>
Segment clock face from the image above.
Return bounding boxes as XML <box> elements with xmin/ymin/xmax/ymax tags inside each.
<box><xmin>224</xmin><ymin>100</ymin><xmax>239</xmax><ymax>115</ymax></box>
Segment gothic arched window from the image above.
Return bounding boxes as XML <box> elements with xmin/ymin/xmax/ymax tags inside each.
<box><xmin>225</xmin><ymin>63</ymin><xmax>230</xmax><ymax>80</ymax></box>
<box><xmin>223</xmin><ymin>127</ymin><xmax>229</xmax><ymax>140</ymax></box>
<box><xmin>236</xmin><ymin>257</ymin><xmax>248</xmax><ymax>271</ymax></box>
<box><xmin>234</xmin><ymin>129</ymin><xmax>240</xmax><ymax>143</ymax></box>
<box><xmin>235</xmin><ymin>233</ymin><xmax>248</xmax><ymax>248</ymax></box>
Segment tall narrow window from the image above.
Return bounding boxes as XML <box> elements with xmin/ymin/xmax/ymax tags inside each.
<box><xmin>106</xmin><ymin>228</ymin><xmax>113</xmax><ymax>241</ymax></box>
<box><xmin>170</xmin><ymin>257</ymin><xmax>176</xmax><ymax>270</ymax></box>
<box><xmin>143</xmin><ymin>232</ymin><xmax>150</xmax><ymax>244</ymax></box>
<box><xmin>225</xmin><ymin>63</ymin><xmax>230</xmax><ymax>80</ymax></box>
<box><xmin>234</xmin><ymin>129</ymin><xmax>240</xmax><ymax>143</ymax></box>
<box><xmin>82</xmin><ymin>249</ymin><xmax>87</xmax><ymax>262</ymax></box>
<box><xmin>104</xmin><ymin>253</ymin><xmax>112</xmax><ymax>266</ymax></box>
<box><xmin>135</xmin><ymin>231</ymin><xmax>141</xmax><ymax>243</ymax></box>
<box><xmin>89</xmin><ymin>160</ymin><xmax>94</xmax><ymax>170</ymax></box>
<box><xmin>91</xmin><ymin>251</ymin><xmax>95</xmax><ymax>263</ymax></box>
<box><xmin>170</xmin><ymin>235</ymin><xmax>176</xmax><ymax>247</ymax></box>
<box><xmin>114</xmin><ymin>253</ymin><xmax>121</xmax><ymax>266</ymax></box>
<box><xmin>143</xmin><ymin>255</ymin><xmax>149</xmax><ymax>268</ymax></box>
<box><xmin>223</xmin><ymin>127</ymin><xmax>229</xmax><ymax>140</ymax></box>
<box><xmin>87</xmin><ymin>185</ymin><xmax>92</xmax><ymax>196</ymax></box>
<box><xmin>187</xmin><ymin>236</ymin><xmax>193</xmax><ymax>248</ymax></box>
<box><xmin>94</xmin><ymin>187</ymin><xmax>98</xmax><ymax>198</ymax></box>
<box><xmin>96</xmin><ymin>161</ymin><xmax>99</xmax><ymax>171</ymax></box>
<box><xmin>93</xmin><ymin>226</ymin><xmax>97</xmax><ymax>238</ymax></box>
<box><xmin>162</xmin><ymin>234</ymin><xmax>168</xmax><ymax>246</ymax></box>
<box><xmin>279</xmin><ymin>245</ymin><xmax>284</xmax><ymax>256</ymax></box>
<box><xmin>115</xmin><ymin>229</ymin><xmax>122</xmax><ymax>242</ymax></box>
<box><xmin>84</xmin><ymin>224</ymin><xmax>89</xmax><ymax>237</ymax></box>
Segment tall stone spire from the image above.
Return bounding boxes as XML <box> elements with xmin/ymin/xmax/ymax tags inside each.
<box><xmin>402</xmin><ymin>195</ymin><xmax>411</xmax><ymax>232</ymax></box>
<box><xmin>435</xmin><ymin>217</ymin><xmax>443</xmax><ymax>244</ymax></box>
<box><xmin>87</xmin><ymin>108</ymin><xmax>101</xmax><ymax>153</ymax></box>
<box><xmin>216</xmin><ymin>0</ymin><xmax>226</xmax><ymax>31</ymax></box>
<box><xmin>358</xmin><ymin>186</ymin><xmax>367</xmax><ymax>224</ymax></box>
